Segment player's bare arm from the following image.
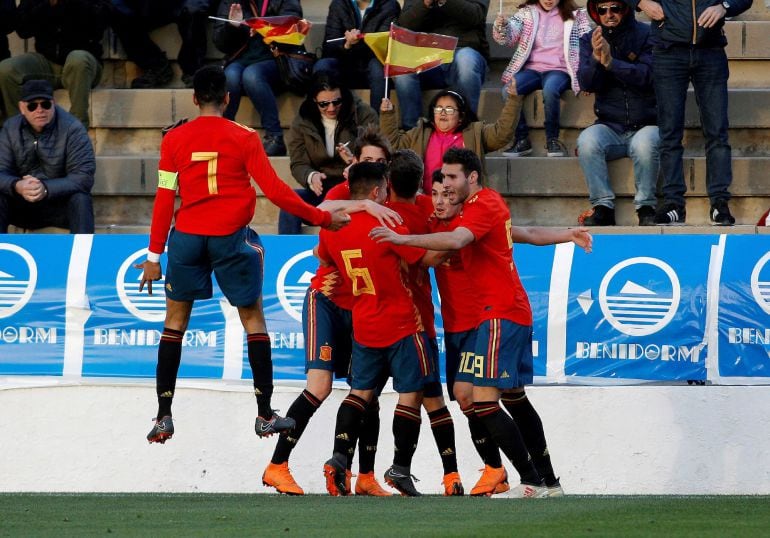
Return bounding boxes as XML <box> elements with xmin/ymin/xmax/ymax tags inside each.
<box><xmin>370</xmin><ymin>225</ymin><xmax>475</xmax><ymax>251</ymax></box>
<box><xmin>317</xmin><ymin>199</ymin><xmax>403</xmax><ymax>227</ymax></box>
<box><xmin>324</xmin><ymin>207</ymin><xmax>352</xmax><ymax>231</ymax></box>
<box><xmin>134</xmin><ymin>260</ymin><xmax>162</xmax><ymax>295</ymax></box>
<box><xmin>510</xmin><ymin>226</ymin><xmax>593</xmax><ymax>253</ymax></box>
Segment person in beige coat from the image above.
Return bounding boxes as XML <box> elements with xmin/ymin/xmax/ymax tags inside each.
<box><xmin>278</xmin><ymin>72</ymin><xmax>378</xmax><ymax>234</ymax></box>
<box><xmin>380</xmin><ymin>82</ymin><xmax>521</xmax><ymax>192</ymax></box>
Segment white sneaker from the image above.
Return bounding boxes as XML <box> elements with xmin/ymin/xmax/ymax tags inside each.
<box><xmin>492</xmin><ymin>482</ymin><xmax>549</xmax><ymax>499</ymax></box>
<box><xmin>547</xmin><ymin>483</ymin><xmax>565</xmax><ymax>497</ymax></box>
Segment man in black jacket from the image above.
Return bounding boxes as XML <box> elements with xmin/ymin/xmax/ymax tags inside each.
<box><xmin>0</xmin><ymin>80</ymin><xmax>95</xmax><ymax>233</ymax></box>
<box><xmin>632</xmin><ymin>0</ymin><xmax>752</xmax><ymax>225</ymax></box>
<box><xmin>577</xmin><ymin>0</ymin><xmax>659</xmax><ymax>226</ymax></box>
<box><xmin>0</xmin><ymin>0</ymin><xmax>15</xmax><ymax>62</ymax></box>
<box><xmin>0</xmin><ymin>0</ymin><xmax>113</xmax><ymax>129</ymax></box>
<box><xmin>316</xmin><ymin>0</ymin><xmax>400</xmax><ymax>111</ymax></box>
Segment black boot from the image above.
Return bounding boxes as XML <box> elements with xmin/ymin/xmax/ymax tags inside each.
<box><xmin>582</xmin><ymin>205</ymin><xmax>615</xmax><ymax>226</ymax></box>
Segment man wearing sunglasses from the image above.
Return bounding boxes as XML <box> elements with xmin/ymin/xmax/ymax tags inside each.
<box><xmin>576</xmin><ymin>0</ymin><xmax>659</xmax><ymax>226</ymax></box>
<box><xmin>0</xmin><ymin>79</ymin><xmax>95</xmax><ymax>233</ymax></box>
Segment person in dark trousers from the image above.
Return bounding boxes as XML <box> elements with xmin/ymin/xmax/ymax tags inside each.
<box><xmin>631</xmin><ymin>0</ymin><xmax>752</xmax><ymax>225</ymax></box>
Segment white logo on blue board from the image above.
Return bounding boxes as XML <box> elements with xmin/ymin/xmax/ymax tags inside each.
<box><xmin>597</xmin><ymin>257</ymin><xmax>680</xmax><ymax>337</ymax></box>
<box><xmin>277</xmin><ymin>250</ymin><xmax>315</xmax><ymax>322</ymax></box>
<box><xmin>117</xmin><ymin>248</ymin><xmax>167</xmax><ymax>322</ymax></box>
<box><xmin>750</xmin><ymin>251</ymin><xmax>770</xmax><ymax>316</ymax></box>
<box><xmin>0</xmin><ymin>243</ymin><xmax>37</xmax><ymax>319</ymax></box>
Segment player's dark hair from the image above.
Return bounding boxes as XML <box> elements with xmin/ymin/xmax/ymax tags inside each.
<box><xmin>353</xmin><ymin>124</ymin><xmax>392</xmax><ymax>161</ymax></box>
<box><xmin>431</xmin><ymin>168</ymin><xmax>444</xmax><ymax>186</ymax></box>
<box><xmin>388</xmin><ymin>149</ymin><xmax>423</xmax><ymax>198</ymax></box>
<box><xmin>425</xmin><ymin>88</ymin><xmax>477</xmax><ymax>132</ymax></box>
<box><xmin>193</xmin><ymin>65</ymin><xmax>227</xmax><ymax>106</ymax></box>
<box><xmin>443</xmin><ymin>147</ymin><xmax>483</xmax><ymax>184</ymax></box>
<box><xmin>348</xmin><ymin>161</ymin><xmax>387</xmax><ymax>198</ymax></box>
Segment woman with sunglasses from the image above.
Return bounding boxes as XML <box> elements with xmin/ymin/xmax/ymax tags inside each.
<box><xmin>380</xmin><ymin>85</ymin><xmax>522</xmax><ymax>194</ymax></box>
<box><xmin>278</xmin><ymin>71</ymin><xmax>377</xmax><ymax>234</ymax></box>
<box><xmin>492</xmin><ymin>0</ymin><xmax>591</xmax><ymax>157</ymax></box>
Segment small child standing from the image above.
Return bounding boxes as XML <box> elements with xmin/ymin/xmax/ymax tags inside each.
<box><xmin>493</xmin><ymin>0</ymin><xmax>591</xmax><ymax>157</ymax></box>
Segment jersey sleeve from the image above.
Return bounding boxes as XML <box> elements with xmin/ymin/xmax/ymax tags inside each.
<box><xmin>390</xmin><ymin>223</ymin><xmax>426</xmax><ymax>265</ymax></box>
<box><xmin>244</xmin><ymin>134</ymin><xmax>332</xmax><ymax>228</ymax></box>
<box><xmin>148</xmin><ymin>136</ymin><xmax>179</xmax><ymax>255</ymax></box>
<box><xmin>460</xmin><ymin>193</ymin><xmax>498</xmax><ymax>241</ymax></box>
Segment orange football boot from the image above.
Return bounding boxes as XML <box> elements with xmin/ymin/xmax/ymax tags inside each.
<box><xmin>470</xmin><ymin>465</ymin><xmax>510</xmax><ymax>496</ymax></box>
<box><xmin>355</xmin><ymin>471</ymin><xmax>393</xmax><ymax>496</ymax></box>
<box><xmin>262</xmin><ymin>462</ymin><xmax>304</xmax><ymax>495</ymax></box>
<box><xmin>442</xmin><ymin>472</ymin><xmax>464</xmax><ymax>496</ymax></box>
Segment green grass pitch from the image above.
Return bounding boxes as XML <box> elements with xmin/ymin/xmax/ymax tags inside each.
<box><xmin>3</xmin><ymin>494</ymin><xmax>770</xmax><ymax>537</ymax></box>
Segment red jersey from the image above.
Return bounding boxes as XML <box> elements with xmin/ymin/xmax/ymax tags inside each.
<box><xmin>458</xmin><ymin>188</ymin><xmax>532</xmax><ymax>326</ymax></box>
<box><xmin>149</xmin><ymin>116</ymin><xmax>330</xmax><ymax>254</ymax></box>
<box><xmin>324</xmin><ymin>180</ymin><xmax>350</xmax><ymax>201</ymax></box>
<box><xmin>309</xmin><ymin>263</ymin><xmax>353</xmax><ymax>311</ymax></box>
<box><xmin>429</xmin><ymin>215</ymin><xmax>478</xmax><ymax>332</ymax></box>
<box><xmin>318</xmin><ymin>213</ymin><xmax>425</xmax><ymax>347</ymax></box>
<box><xmin>387</xmin><ymin>195</ymin><xmax>436</xmax><ymax>338</ymax></box>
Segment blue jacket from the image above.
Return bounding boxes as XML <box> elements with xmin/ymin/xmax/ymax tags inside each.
<box><xmin>578</xmin><ymin>0</ymin><xmax>656</xmax><ymax>134</ymax></box>
<box><xmin>627</xmin><ymin>0</ymin><xmax>752</xmax><ymax>48</ymax></box>
<box><xmin>0</xmin><ymin>106</ymin><xmax>95</xmax><ymax>200</ymax></box>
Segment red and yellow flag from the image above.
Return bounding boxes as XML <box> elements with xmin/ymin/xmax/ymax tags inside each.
<box><xmin>243</xmin><ymin>16</ymin><xmax>311</xmax><ymax>45</ymax></box>
<box><xmin>364</xmin><ymin>25</ymin><xmax>457</xmax><ymax>77</ymax></box>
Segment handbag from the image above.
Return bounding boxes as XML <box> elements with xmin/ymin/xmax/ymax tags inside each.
<box><xmin>270</xmin><ymin>43</ymin><xmax>317</xmax><ymax>96</ymax></box>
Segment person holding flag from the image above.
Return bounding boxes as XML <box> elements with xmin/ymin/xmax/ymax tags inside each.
<box><xmin>212</xmin><ymin>0</ymin><xmax>307</xmax><ymax>156</ymax></box>
<box><xmin>317</xmin><ymin>0</ymin><xmax>401</xmax><ymax>111</ymax></box>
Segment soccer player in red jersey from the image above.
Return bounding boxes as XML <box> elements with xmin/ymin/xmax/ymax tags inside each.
<box><xmin>135</xmin><ymin>66</ymin><xmax>349</xmax><ymax>445</ymax></box>
<box><xmin>325</xmin><ymin>125</ymin><xmax>392</xmax><ymax>202</ymax></box>
<box><xmin>371</xmin><ymin>147</ymin><xmax>592</xmax><ymax>498</ymax></box>
<box><xmin>429</xmin><ymin>172</ymin><xmax>510</xmax><ymax>496</ymax></box>
<box><xmin>319</xmin><ymin>161</ymin><xmax>439</xmax><ymax>497</ymax></box>
<box><xmin>387</xmin><ymin>149</ymin><xmax>463</xmax><ymax>496</ymax></box>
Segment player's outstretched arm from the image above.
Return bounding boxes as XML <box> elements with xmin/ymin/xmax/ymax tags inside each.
<box><xmin>317</xmin><ymin>199</ymin><xmax>403</xmax><ymax>227</ymax></box>
<box><xmin>511</xmin><ymin>226</ymin><xmax>593</xmax><ymax>253</ymax></box>
<box><xmin>370</xmin><ymin>226</ymin><xmax>474</xmax><ymax>251</ymax></box>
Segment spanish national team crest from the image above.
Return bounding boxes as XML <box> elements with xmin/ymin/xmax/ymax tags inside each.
<box><xmin>319</xmin><ymin>345</ymin><xmax>332</xmax><ymax>361</ymax></box>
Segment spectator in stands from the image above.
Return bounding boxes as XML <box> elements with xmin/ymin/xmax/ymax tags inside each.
<box><xmin>576</xmin><ymin>0</ymin><xmax>659</xmax><ymax>226</ymax></box>
<box><xmin>0</xmin><ymin>0</ymin><xmax>113</xmax><ymax>129</ymax></box>
<box><xmin>317</xmin><ymin>0</ymin><xmax>400</xmax><ymax>111</ymax></box>
<box><xmin>632</xmin><ymin>0</ymin><xmax>751</xmax><ymax>225</ymax></box>
<box><xmin>278</xmin><ymin>72</ymin><xmax>377</xmax><ymax>234</ymax></box>
<box><xmin>111</xmin><ymin>0</ymin><xmax>211</xmax><ymax>89</ymax></box>
<box><xmin>0</xmin><ymin>0</ymin><xmax>15</xmax><ymax>62</ymax></box>
<box><xmin>0</xmin><ymin>80</ymin><xmax>95</xmax><ymax>233</ymax></box>
<box><xmin>393</xmin><ymin>0</ymin><xmax>490</xmax><ymax>130</ymax></box>
<box><xmin>493</xmin><ymin>0</ymin><xmax>591</xmax><ymax>158</ymax></box>
<box><xmin>213</xmin><ymin>0</ymin><xmax>300</xmax><ymax>157</ymax></box>
<box><xmin>380</xmin><ymin>85</ymin><xmax>521</xmax><ymax>193</ymax></box>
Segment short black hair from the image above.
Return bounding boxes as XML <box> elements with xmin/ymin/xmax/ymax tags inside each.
<box><xmin>348</xmin><ymin>161</ymin><xmax>387</xmax><ymax>198</ymax></box>
<box><xmin>193</xmin><ymin>65</ymin><xmax>227</xmax><ymax>106</ymax></box>
<box><xmin>442</xmin><ymin>147</ymin><xmax>483</xmax><ymax>183</ymax></box>
<box><xmin>353</xmin><ymin>124</ymin><xmax>392</xmax><ymax>161</ymax></box>
<box><xmin>431</xmin><ymin>168</ymin><xmax>444</xmax><ymax>186</ymax></box>
<box><xmin>388</xmin><ymin>149</ymin><xmax>423</xmax><ymax>198</ymax></box>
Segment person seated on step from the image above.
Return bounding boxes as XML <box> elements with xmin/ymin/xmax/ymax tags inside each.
<box><xmin>278</xmin><ymin>71</ymin><xmax>377</xmax><ymax>234</ymax></box>
<box><xmin>576</xmin><ymin>0</ymin><xmax>659</xmax><ymax>227</ymax></box>
<box><xmin>212</xmin><ymin>0</ymin><xmax>301</xmax><ymax>156</ymax></box>
<box><xmin>0</xmin><ymin>0</ymin><xmax>112</xmax><ymax>129</ymax></box>
<box><xmin>492</xmin><ymin>0</ymin><xmax>591</xmax><ymax>158</ymax></box>
<box><xmin>110</xmin><ymin>0</ymin><xmax>212</xmax><ymax>89</ymax></box>
<box><xmin>0</xmin><ymin>80</ymin><xmax>95</xmax><ymax>233</ymax></box>
<box><xmin>316</xmin><ymin>0</ymin><xmax>400</xmax><ymax>112</ymax></box>
<box><xmin>380</xmin><ymin>85</ymin><xmax>520</xmax><ymax>195</ymax></box>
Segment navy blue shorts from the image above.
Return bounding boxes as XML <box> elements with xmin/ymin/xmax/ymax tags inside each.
<box><xmin>302</xmin><ymin>288</ymin><xmax>353</xmax><ymax>379</ymax></box>
<box><xmin>445</xmin><ymin>329</ymin><xmax>476</xmax><ymax>400</ymax></box>
<box><xmin>351</xmin><ymin>332</ymin><xmax>436</xmax><ymax>393</ymax></box>
<box><xmin>460</xmin><ymin>319</ymin><xmax>533</xmax><ymax>390</ymax></box>
<box><xmin>423</xmin><ymin>335</ymin><xmax>444</xmax><ymax>398</ymax></box>
<box><xmin>164</xmin><ymin>227</ymin><xmax>264</xmax><ymax>306</ymax></box>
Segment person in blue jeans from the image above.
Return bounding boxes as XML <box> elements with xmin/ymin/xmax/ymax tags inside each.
<box><xmin>316</xmin><ymin>0</ymin><xmax>400</xmax><ymax>111</ymax></box>
<box><xmin>576</xmin><ymin>0</ymin><xmax>659</xmax><ymax>226</ymax></box>
<box><xmin>213</xmin><ymin>0</ymin><xmax>302</xmax><ymax>156</ymax></box>
<box><xmin>393</xmin><ymin>0</ymin><xmax>490</xmax><ymax>131</ymax></box>
<box><xmin>493</xmin><ymin>0</ymin><xmax>591</xmax><ymax>157</ymax></box>
<box><xmin>632</xmin><ymin>0</ymin><xmax>752</xmax><ymax>225</ymax></box>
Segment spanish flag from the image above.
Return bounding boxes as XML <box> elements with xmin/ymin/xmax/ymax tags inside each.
<box><xmin>364</xmin><ymin>24</ymin><xmax>458</xmax><ymax>77</ymax></box>
<box><xmin>243</xmin><ymin>16</ymin><xmax>311</xmax><ymax>45</ymax></box>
